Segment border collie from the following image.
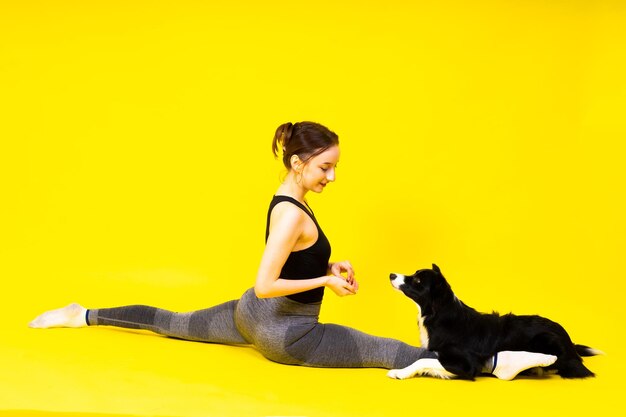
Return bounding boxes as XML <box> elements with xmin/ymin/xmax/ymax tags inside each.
<box><xmin>389</xmin><ymin>264</ymin><xmax>599</xmax><ymax>380</ymax></box>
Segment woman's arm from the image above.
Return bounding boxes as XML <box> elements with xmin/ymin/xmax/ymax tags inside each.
<box><xmin>254</xmin><ymin>204</ymin><xmax>356</xmax><ymax>298</ymax></box>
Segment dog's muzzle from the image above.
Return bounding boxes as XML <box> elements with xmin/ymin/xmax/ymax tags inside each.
<box><xmin>390</xmin><ymin>273</ymin><xmax>405</xmax><ymax>290</ymax></box>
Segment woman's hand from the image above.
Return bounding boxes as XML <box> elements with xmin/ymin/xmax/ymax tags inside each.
<box><xmin>324</xmin><ymin>274</ymin><xmax>357</xmax><ymax>297</ymax></box>
<box><xmin>329</xmin><ymin>260</ymin><xmax>359</xmax><ymax>293</ymax></box>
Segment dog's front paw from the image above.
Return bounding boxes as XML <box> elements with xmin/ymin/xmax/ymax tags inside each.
<box><xmin>387</xmin><ymin>369</ymin><xmax>402</xmax><ymax>379</ymax></box>
<box><xmin>387</xmin><ymin>368</ymin><xmax>413</xmax><ymax>380</ymax></box>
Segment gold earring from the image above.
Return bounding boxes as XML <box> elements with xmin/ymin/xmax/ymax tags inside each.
<box><xmin>296</xmin><ymin>169</ymin><xmax>303</xmax><ymax>184</ymax></box>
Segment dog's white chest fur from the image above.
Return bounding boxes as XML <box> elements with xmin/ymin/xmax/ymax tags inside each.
<box><xmin>416</xmin><ymin>303</ymin><xmax>429</xmax><ymax>349</ymax></box>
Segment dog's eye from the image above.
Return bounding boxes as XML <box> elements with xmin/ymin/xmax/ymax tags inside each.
<box><xmin>413</xmin><ymin>277</ymin><xmax>421</xmax><ymax>285</ymax></box>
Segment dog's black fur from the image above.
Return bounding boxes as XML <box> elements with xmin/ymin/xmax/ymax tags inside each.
<box><xmin>390</xmin><ymin>264</ymin><xmax>598</xmax><ymax>380</ymax></box>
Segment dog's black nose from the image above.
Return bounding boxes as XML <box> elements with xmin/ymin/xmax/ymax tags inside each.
<box><xmin>390</xmin><ymin>273</ymin><xmax>397</xmax><ymax>280</ymax></box>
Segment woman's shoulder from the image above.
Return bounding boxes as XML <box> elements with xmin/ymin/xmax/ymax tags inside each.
<box><xmin>270</xmin><ymin>200</ymin><xmax>307</xmax><ymax>223</ymax></box>
<box><xmin>267</xmin><ymin>201</ymin><xmax>307</xmax><ymax>240</ymax></box>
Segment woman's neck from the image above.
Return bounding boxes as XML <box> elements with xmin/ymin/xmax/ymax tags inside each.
<box><xmin>276</xmin><ymin>172</ymin><xmax>307</xmax><ymax>203</ymax></box>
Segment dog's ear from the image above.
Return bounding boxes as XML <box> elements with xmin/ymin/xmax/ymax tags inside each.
<box><xmin>431</xmin><ymin>271</ymin><xmax>453</xmax><ymax>308</ymax></box>
<box><xmin>432</xmin><ymin>264</ymin><xmax>441</xmax><ymax>274</ymax></box>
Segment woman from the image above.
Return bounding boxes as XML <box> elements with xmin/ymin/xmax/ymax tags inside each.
<box><xmin>30</xmin><ymin>121</ymin><xmax>556</xmax><ymax>380</ymax></box>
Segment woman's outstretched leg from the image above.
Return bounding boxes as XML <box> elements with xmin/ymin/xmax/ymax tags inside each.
<box><xmin>283</xmin><ymin>322</ymin><xmax>438</xmax><ymax>369</ymax></box>
<box><xmin>30</xmin><ymin>300</ymin><xmax>249</xmax><ymax>345</ymax></box>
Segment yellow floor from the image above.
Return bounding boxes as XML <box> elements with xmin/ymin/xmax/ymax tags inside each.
<box><xmin>1</xmin><ymin>269</ymin><xmax>622</xmax><ymax>417</ymax></box>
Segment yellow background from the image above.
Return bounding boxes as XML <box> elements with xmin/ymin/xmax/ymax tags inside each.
<box><xmin>1</xmin><ymin>0</ymin><xmax>625</xmax><ymax>416</ymax></box>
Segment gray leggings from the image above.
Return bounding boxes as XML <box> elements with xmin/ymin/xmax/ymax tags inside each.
<box><xmin>87</xmin><ymin>288</ymin><xmax>437</xmax><ymax>369</ymax></box>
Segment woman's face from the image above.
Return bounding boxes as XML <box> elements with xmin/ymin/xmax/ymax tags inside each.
<box><xmin>300</xmin><ymin>145</ymin><xmax>340</xmax><ymax>193</ymax></box>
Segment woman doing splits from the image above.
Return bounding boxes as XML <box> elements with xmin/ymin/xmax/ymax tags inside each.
<box><xmin>30</xmin><ymin>121</ymin><xmax>557</xmax><ymax>380</ymax></box>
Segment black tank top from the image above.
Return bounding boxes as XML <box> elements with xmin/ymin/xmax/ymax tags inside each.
<box><xmin>265</xmin><ymin>195</ymin><xmax>331</xmax><ymax>303</ymax></box>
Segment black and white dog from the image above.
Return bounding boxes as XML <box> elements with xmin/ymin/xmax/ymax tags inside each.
<box><xmin>389</xmin><ymin>264</ymin><xmax>599</xmax><ymax>380</ymax></box>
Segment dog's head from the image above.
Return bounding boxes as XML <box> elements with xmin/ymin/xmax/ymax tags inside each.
<box><xmin>390</xmin><ymin>264</ymin><xmax>454</xmax><ymax>316</ymax></box>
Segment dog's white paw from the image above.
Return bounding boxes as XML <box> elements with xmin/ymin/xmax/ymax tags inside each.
<box><xmin>387</xmin><ymin>369</ymin><xmax>401</xmax><ymax>379</ymax></box>
<box><xmin>387</xmin><ymin>358</ymin><xmax>455</xmax><ymax>380</ymax></box>
<box><xmin>387</xmin><ymin>368</ymin><xmax>414</xmax><ymax>380</ymax></box>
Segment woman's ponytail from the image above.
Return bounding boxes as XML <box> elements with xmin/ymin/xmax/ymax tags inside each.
<box><xmin>272</xmin><ymin>122</ymin><xmax>294</xmax><ymax>158</ymax></box>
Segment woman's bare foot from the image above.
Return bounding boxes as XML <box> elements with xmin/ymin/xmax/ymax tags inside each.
<box><xmin>29</xmin><ymin>303</ymin><xmax>88</xmax><ymax>328</ymax></box>
<box><xmin>492</xmin><ymin>351</ymin><xmax>557</xmax><ymax>380</ymax></box>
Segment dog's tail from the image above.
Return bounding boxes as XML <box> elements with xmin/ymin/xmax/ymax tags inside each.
<box><xmin>575</xmin><ymin>344</ymin><xmax>604</xmax><ymax>357</ymax></box>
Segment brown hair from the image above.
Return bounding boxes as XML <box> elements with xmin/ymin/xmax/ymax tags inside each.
<box><xmin>272</xmin><ymin>122</ymin><xmax>339</xmax><ymax>170</ymax></box>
